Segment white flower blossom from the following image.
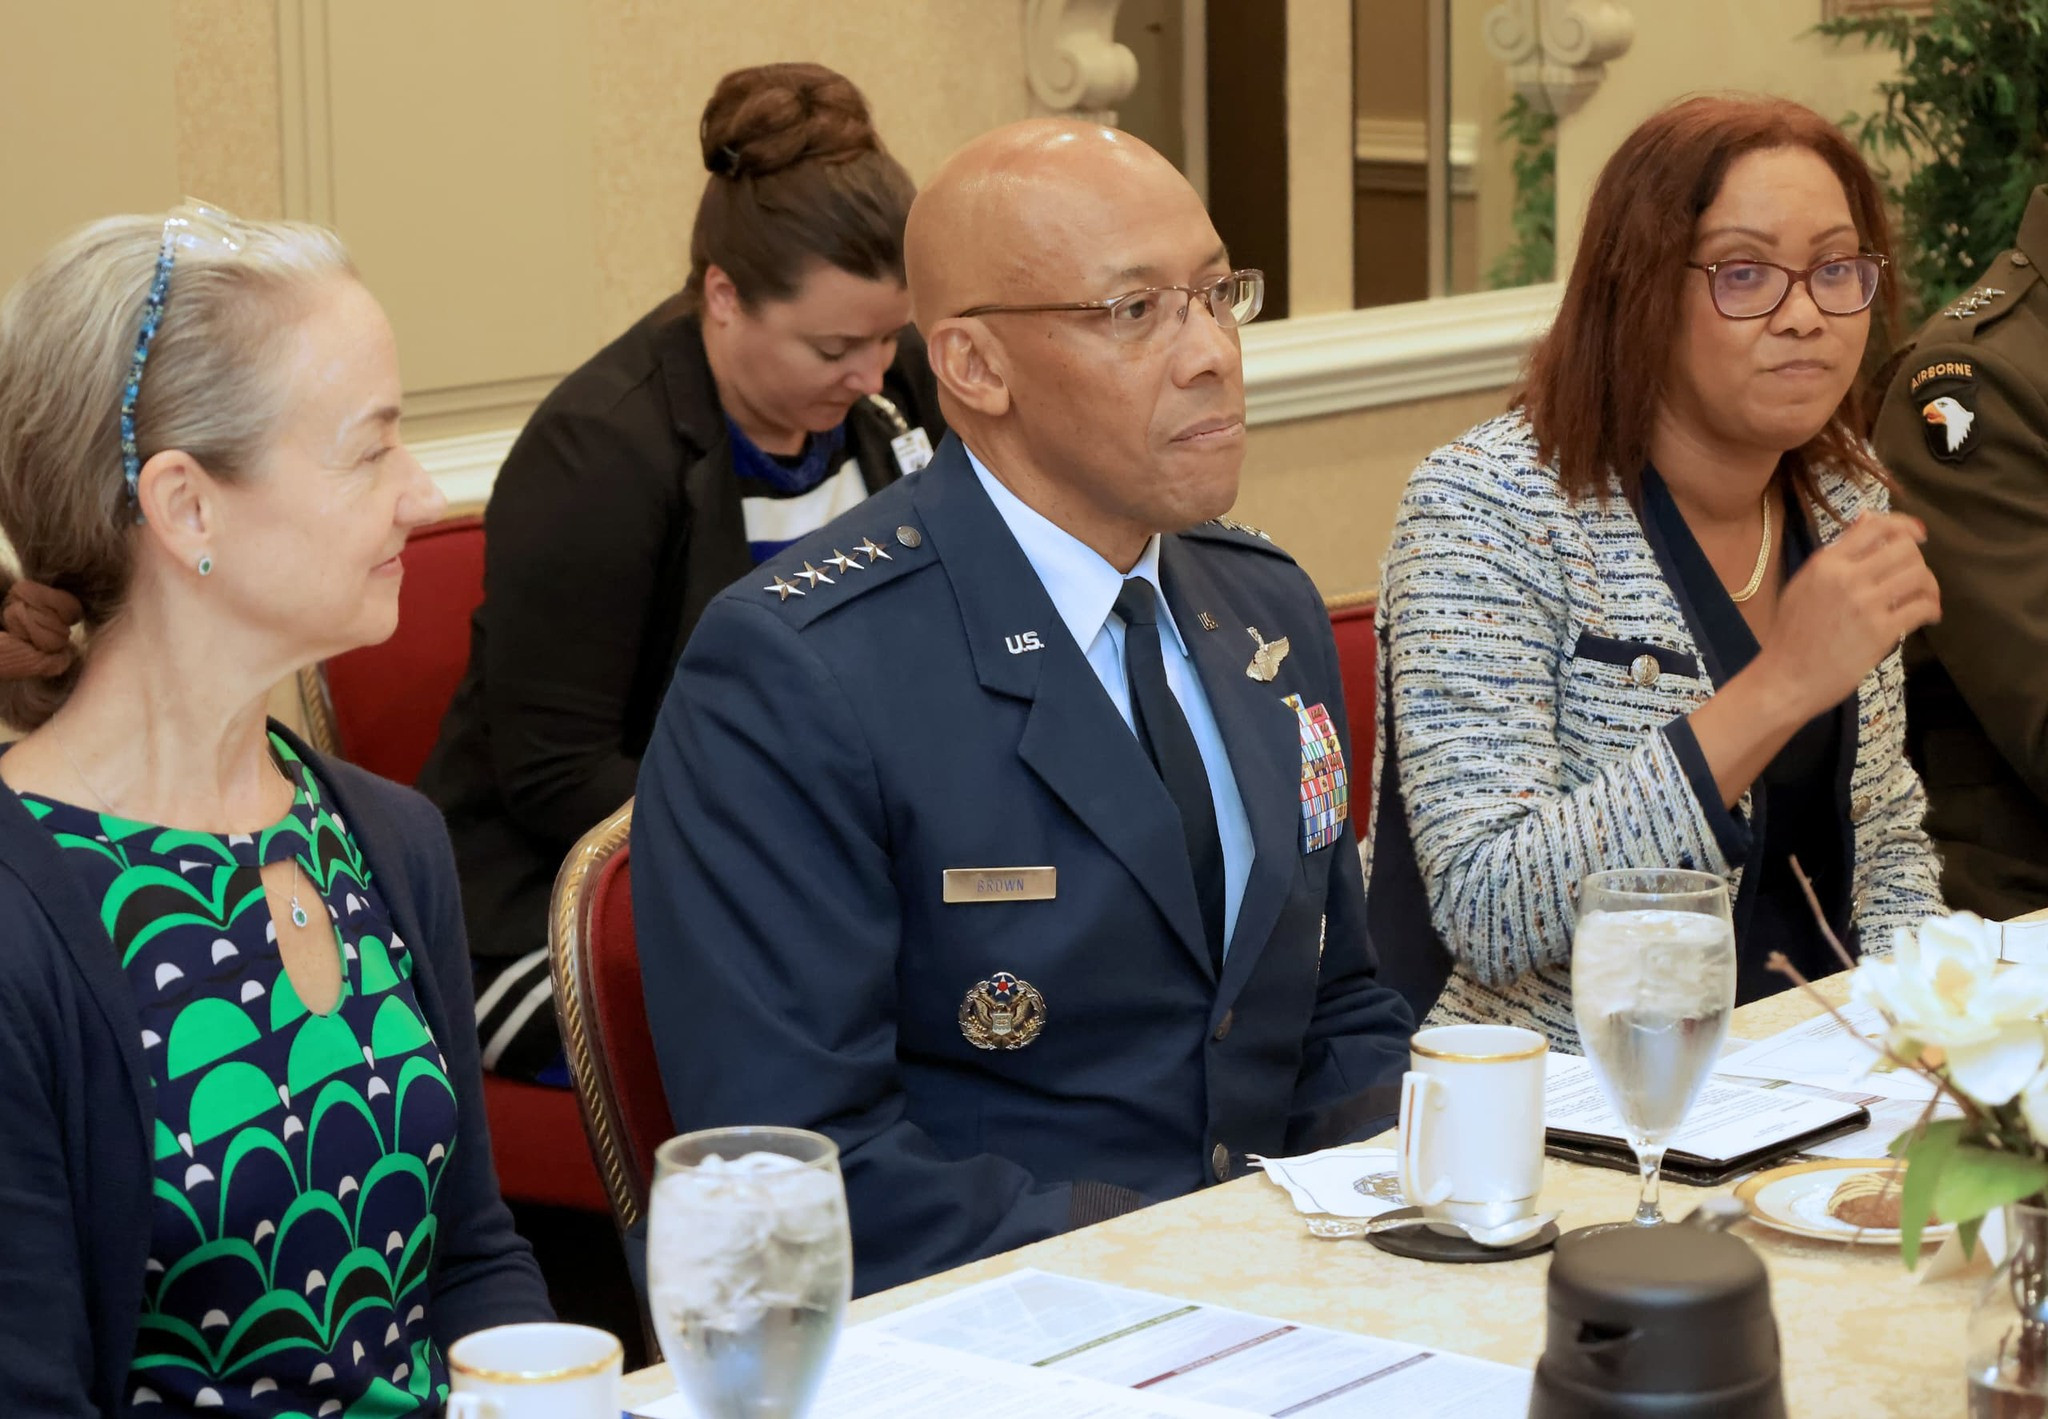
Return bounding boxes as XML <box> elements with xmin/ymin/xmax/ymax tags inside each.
<box><xmin>1853</xmin><ymin>913</ymin><xmax>2048</xmax><ymax>1107</ymax></box>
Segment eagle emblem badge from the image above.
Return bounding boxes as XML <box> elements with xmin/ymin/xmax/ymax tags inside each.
<box><xmin>958</xmin><ymin>972</ymin><xmax>1046</xmax><ymax>1050</ymax></box>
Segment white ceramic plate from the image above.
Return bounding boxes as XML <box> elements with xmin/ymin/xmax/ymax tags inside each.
<box><xmin>1734</xmin><ymin>1158</ymin><xmax>1955</xmax><ymax>1247</ymax></box>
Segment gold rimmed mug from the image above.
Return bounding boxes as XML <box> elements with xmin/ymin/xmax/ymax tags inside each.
<box><xmin>1399</xmin><ymin>1023</ymin><xmax>1549</xmax><ymax>1236</ymax></box>
<box><xmin>446</xmin><ymin>1321</ymin><xmax>623</xmax><ymax>1418</ymax></box>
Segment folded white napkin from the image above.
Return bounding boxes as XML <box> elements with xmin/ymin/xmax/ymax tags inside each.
<box><xmin>1249</xmin><ymin>1146</ymin><xmax>1407</xmax><ymax>1218</ymax></box>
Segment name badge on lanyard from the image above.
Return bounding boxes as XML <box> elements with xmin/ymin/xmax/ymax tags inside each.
<box><xmin>891</xmin><ymin>427</ymin><xmax>935</xmax><ymax>475</ymax></box>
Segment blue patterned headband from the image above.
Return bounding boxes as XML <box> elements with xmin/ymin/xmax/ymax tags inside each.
<box><xmin>118</xmin><ymin>202</ymin><xmax>241</xmax><ymax>519</ymax></box>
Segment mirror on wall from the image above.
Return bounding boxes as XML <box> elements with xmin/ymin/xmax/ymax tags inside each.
<box><xmin>1354</xmin><ymin>0</ymin><xmax>1557</xmax><ymax>308</ymax></box>
<box><xmin>1110</xmin><ymin>0</ymin><xmax>1558</xmax><ymax>318</ymax></box>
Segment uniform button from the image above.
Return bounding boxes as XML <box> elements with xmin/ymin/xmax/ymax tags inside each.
<box><xmin>1211</xmin><ymin>1143</ymin><xmax>1231</xmax><ymax>1183</ymax></box>
<box><xmin>2016</xmin><ymin>253</ymin><xmax>2033</xmax><ymax>268</ymax></box>
<box><xmin>1630</xmin><ymin>654</ymin><xmax>1660</xmax><ymax>688</ymax></box>
<box><xmin>1851</xmin><ymin>795</ymin><xmax>1872</xmax><ymax>820</ymax></box>
<box><xmin>1213</xmin><ymin>1009</ymin><xmax>1234</xmax><ymax>1043</ymax></box>
<box><xmin>896</xmin><ymin>525</ymin><xmax>923</xmax><ymax>548</ymax></box>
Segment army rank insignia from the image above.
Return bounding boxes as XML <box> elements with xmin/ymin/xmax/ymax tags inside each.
<box><xmin>1910</xmin><ymin>359</ymin><xmax>1979</xmax><ymax>463</ymax></box>
<box><xmin>958</xmin><ymin>972</ymin><xmax>1046</xmax><ymax>1050</ymax></box>
<box><xmin>1285</xmin><ymin>694</ymin><xmax>1349</xmax><ymax>853</ymax></box>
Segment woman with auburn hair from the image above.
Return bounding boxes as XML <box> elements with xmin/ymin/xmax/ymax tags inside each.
<box><xmin>419</xmin><ymin>61</ymin><xmax>942</xmax><ymax>1080</ymax></box>
<box><xmin>1365</xmin><ymin>93</ymin><xmax>1945</xmax><ymax>1046</ymax></box>
<box><xmin>0</xmin><ymin>205</ymin><xmax>549</xmax><ymax>1414</ymax></box>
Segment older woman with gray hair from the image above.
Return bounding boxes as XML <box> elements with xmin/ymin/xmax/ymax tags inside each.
<box><xmin>0</xmin><ymin>204</ymin><xmax>549</xmax><ymax>1415</ymax></box>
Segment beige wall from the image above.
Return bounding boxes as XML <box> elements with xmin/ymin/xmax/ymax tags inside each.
<box><xmin>1235</xmin><ymin>386</ymin><xmax>1509</xmax><ymax>599</ymax></box>
<box><xmin>1556</xmin><ymin>6</ymin><xmax>1896</xmax><ymax>268</ymax></box>
<box><xmin>1288</xmin><ymin>0</ymin><xmax>1356</xmax><ymax>315</ymax></box>
<box><xmin>3</xmin><ymin>1</ymin><xmax>1034</xmax><ymax>442</ymax></box>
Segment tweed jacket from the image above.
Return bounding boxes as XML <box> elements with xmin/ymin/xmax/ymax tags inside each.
<box><xmin>1365</xmin><ymin>411</ymin><xmax>1945</xmax><ymax>1048</ymax></box>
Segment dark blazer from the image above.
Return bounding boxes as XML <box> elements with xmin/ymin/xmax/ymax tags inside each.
<box><xmin>0</xmin><ymin>723</ymin><xmax>550</xmax><ymax>1416</ymax></box>
<box><xmin>1873</xmin><ymin>186</ymin><xmax>2048</xmax><ymax>918</ymax></box>
<box><xmin>632</xmin><ymin>435</ymin><xmax>1414</xmax><ymax>1297</ymax></box>
<box><xmin>419</xmin><ymin>302</ymin><xmax>943</xmax><ymax>964</ymax></box>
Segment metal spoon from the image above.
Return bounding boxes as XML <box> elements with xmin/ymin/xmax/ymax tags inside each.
<box><xmin>1305</xmin><ymin>1205</ymin><xmax>1560</xmax><ymax>1247</ymax></box>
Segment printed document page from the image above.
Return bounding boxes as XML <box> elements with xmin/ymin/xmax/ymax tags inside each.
<box><xmin>630</xmin><ymin>1326</ymin><xmax>1245</xmax><ymax>1419</ymax></box>
<box><xmin>868</xmin><ymin>1268</ymin><xmax>1533</xmax><ymax>1418</ymax></box>
<box><xmin>1545</xmin><ymin>1052</ymin><xmax>1862</xmax><ymax>1164</ymax></box>
<box><xmin>1714</xmin><ymin>999</ymin><xmax>1936</xmax><ymax>1101</ymax></box>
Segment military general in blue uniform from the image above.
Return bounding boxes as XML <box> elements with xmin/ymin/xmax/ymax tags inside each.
<box><xmin>633</xmin><ymin>118</ymin><xmax>1416</xmax><ymax>1295</ymax></box>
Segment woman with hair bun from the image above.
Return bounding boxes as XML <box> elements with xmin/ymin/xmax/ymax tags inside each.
<box><xmin>0</xmin><ymin>203</ymin><xmax>550</xmax><ymax>1414</ymax></box>
<box><xmin>420</xmin><ymin>62</ymin><xmax>943</xmax><ymax>1079</ymax></box>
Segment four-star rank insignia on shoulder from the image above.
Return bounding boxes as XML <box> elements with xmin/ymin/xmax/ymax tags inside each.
<box><xmin>1909</xmin><ymin>358</ymin><xmax>1980</xmax><ymax>463</ymax></box>
<box><xmin>958</xmin><ymin>971</ymin><xmax>1045</xmax><ymax>1050</ymax></box>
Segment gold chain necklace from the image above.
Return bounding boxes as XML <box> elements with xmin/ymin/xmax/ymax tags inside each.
<box><xmin>51</xmin><ymin>727</ymin><xmax>316</xmax><ymax>928</ymax></box>
<box><xmin>1729</xmin><ymin>492</ymin><xmax>1774</xmax><ymax>604</ymax></box>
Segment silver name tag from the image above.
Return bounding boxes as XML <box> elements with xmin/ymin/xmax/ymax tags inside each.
<box><xmin>942</xmin><ymin>867</ymin><xmax>1057</xmax><ymax>903</ymax></box>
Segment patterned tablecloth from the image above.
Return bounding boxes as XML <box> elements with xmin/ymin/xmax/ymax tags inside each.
<box><xmin>624</xmin><ymin>972</ymin><xmax>1978</xmax><ymax>1416</ymax></box>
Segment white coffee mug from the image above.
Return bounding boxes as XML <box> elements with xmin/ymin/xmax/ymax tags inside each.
<box><xmin>1399</xmin><ymin>1023</ymin><xmax>1547</xmax><ymax>1234</ymax></box>
<box><xmin>445</xmin><ymin>1322</ymin><xmax>622</xmax><ymax>1419</ymax></box>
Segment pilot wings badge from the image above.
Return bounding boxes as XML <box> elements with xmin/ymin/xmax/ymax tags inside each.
<box><xmin>958</xmin><ymin>972</ymin><xmax>1046</xmax><ymax>1050</ymax></box>
<box><xmin>1245</xmin><ymin>625</ymin><xmax>1291</xmax><ymax>682</ymax></box>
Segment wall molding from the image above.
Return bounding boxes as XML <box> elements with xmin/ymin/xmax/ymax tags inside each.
<box><xmin>1240</xmin><ymin>281</ymin><xmax>1560</xmax><ymax>425</ymax></box>
<box><xmin>1023</xmin><ymin>0</ymin><xmax>1139</xmax><ymax>119</ymax></box>
<box><xmin>411</xmin><ymin>287</ymin><xmax>1560</xmax><ymax>503</ymax></box>
<box><xmin>1355</xmin><ymin>117</ymin><xmax>1479</xmax><ymax>197</ymax></box>
<box><xmin>413</xmin><ymin>427</ymin><xmax>517</xmax><ymax>508</ymax></box>
<box><xmin>1482</xmin><ymin>0</ymin><xmax>1635</xmax><ymax>117</ymax></box>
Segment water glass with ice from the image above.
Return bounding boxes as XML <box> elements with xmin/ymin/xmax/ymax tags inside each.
<box><xmin>1571</xmin><ymin>868</ymin><xmax>1737</xmax><ymax>1228</ymax></box>
<box><xmin>647</xmin><ymin>1126</ymin><xmax>852</xmax><ymax>1419</ymax></box>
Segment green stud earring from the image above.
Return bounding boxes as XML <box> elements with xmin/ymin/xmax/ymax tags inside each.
<box><xmin>196</xmin><ymin>553</ymin><xmax>213</xmax><ymax>577</ymax></box>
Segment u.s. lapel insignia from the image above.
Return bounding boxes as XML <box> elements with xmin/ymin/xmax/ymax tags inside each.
<box><xmin>763</xmin><ymin>575</ymin><xmax>805</xmax><ymax>601</ymax></box>
<box><xmin>1245</xmin><ymin>625</ymin><xmax>1291</xmax><ymax>682</ymax></box>
<box><xmin>958</xmin><ymin>972</ymin><xmax>1046</xmax><ymax>1050</ymax></box>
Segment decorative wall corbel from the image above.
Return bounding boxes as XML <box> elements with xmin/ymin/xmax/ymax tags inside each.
<box><xmin>1024</xmin><ymin>0</ymin><xmax>1139</xmax><ymax>122</ymax></box>
<box><xmin>1482</xmin><ymin>0</ymin><xmax>1634</xmax><ymax>118</ymax></box>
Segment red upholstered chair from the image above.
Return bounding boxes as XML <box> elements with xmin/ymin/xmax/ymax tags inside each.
<box><xmin>295</xmin><ymin>511</ymin><xmax>609</xmax><ymax>1213</ymax></box>
<box><xmin>549</xmin><ymin>800</ymin><xmax>673</xmax><ymax>1238</ymax></box>
<box><xmin>1325</xmin><ymin>591</ymin><xmax>1380</xmax><ymax>807</ymax></box>
<box><xmin>297</xmin><ymin>512</ymin><xmax>486</xmax><ymax>786</ymax></box>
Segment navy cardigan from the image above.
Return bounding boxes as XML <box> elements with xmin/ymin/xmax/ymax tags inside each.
<box><xmin>0</xmin><ymin>722</ymin><xmax>553</xmax><ymax>1416</ymax></box>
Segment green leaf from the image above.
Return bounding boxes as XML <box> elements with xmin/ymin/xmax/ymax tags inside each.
<box><xmin>1930</xmin><ymin>1147</ymin><xmax>2048</xmax><ymax>1235</ymax></box>
<box><xmin>1898</xmin><ymin>1118</ymin><xmax>1969</xmax><ymax>1269</ymax></box>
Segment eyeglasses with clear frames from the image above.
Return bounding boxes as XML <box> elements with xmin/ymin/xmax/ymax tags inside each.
<box><xmin>956</xmin><ymin>269</ymin><xmax>1265</xmax><ymax>344</ymax></box>
<box><xmin>1685</xmin><ymin>254</ymin><xmax>1887</xmax><ymax>320</ymax></box>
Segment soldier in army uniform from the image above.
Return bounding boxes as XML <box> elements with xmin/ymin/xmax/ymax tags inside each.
<box><xmin>1872</xmin><ymin>187</ymin><xmax>2048</xmax><ymax>918</ymax></box>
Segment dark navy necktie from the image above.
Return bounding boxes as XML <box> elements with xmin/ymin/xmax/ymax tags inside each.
<box><xmin>1113</xmin><ymin>577</ymin><xmax>1226</xmax><ymax>974</ymax></box>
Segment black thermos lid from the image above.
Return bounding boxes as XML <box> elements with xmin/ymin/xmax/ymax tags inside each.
<box><xmin>1528</xmin><ymin>1225</ymin><xmax>1786</xmax><ymax>1418</ymax></box>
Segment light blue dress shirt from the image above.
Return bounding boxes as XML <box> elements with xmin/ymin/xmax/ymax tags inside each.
<box><xmin>969</xmin><ymin>449</ymin><xmax>1254</xmax><ymax>952</ymax></box>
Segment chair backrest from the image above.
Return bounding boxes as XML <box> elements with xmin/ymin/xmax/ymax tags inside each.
<box><xmin>1325</xmin><ymin>591</ymin><xmax>1379</xmax><ymax>775</ymax></box>
<box><xmin>549</xmin><ymin>799</ymin><xmax>672</xmax><ymax>1236</ymax></box>
<box><xmin>299</xmin><ymin>512</ymin><xmax>486</xmax><ymax>785</ymax></box>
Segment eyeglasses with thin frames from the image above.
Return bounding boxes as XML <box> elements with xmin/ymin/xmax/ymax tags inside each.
<box><xmin>1685</xmin><ymin>254</ymin><xmax>1887</xmax><ymax>320</ymax></box>
<box><xmin>956</xmin><ymin>269</ymin><xmax>1265</xmax><ymax>344</ymax></box>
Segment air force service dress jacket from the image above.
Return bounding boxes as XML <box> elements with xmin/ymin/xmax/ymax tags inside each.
<box><xmin>632</xmin><ymin>434</ymin><xmax>1415</xmax><ymax>1295</ymax></box>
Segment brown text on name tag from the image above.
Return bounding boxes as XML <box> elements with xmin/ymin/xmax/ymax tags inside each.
<box><xmin>942</xmin><ymin>867</ymin><xmax>1057</xmax><ymax>903</ymax></box>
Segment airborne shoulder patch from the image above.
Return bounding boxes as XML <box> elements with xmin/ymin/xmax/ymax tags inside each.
<box><xmin>1911</xmin><ymin>359</ymin><xmax>1980</xmax><ymax>464</ymax></box>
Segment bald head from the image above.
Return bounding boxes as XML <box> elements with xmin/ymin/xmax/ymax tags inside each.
<box><xmin>908</xmin><ymin>118</ymin><xmax>1247</xmax><ymax>571</ymax></box>
<box><xmin>906</xmin><ymin>120</ymin><xmax>1208</xmax><ymax>329</ymax></box>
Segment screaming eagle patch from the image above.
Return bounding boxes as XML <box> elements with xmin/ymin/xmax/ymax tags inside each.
<box><xmin>1910</xmin><ymin>359</ymin><xmax>1979</xmax><ymax>463</ymax></box>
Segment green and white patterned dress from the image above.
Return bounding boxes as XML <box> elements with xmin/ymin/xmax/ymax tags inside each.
<box><xmin>24</xmin><ymin>733</ymin><xmax>459</xmax><ymax>1417</ymax></box>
